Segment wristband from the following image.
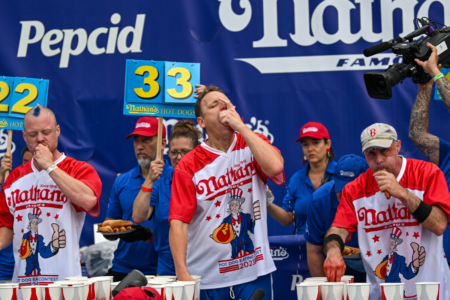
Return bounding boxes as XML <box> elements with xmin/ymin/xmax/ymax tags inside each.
<box><xmin>324</xmin><ymin>234</ymin><xmax>345</xmax><ymax>254</ymax></box>
<box><xmin>46</xmin><ymin>165</ymin><xmax>58</xmax><ymax>174</ymax></box>
<box><xmin>434</xmin><ymin>73</ymin><xmax>444</xmax><ymax>81</ymax></box>
<box><xmin>411</xmin><ymin>201</ymin><xmax>432</xmax><ymax>223</ymax></box>
<box><xmin>141</xmin><ymin>185</ymin><xmax>152</xmax><ymax>193</ymax></box>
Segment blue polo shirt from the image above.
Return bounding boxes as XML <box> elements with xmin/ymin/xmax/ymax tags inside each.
<box><xmin>305</xmin><ymin>181</ymin><xmax>358</xmax><ymax>248</ymax></box>
<box><xmin>150</xmin><ymin>170</ymin><xmax>175</xmax><ymax>275</ymax></box>
<box><xmin>0</xmin><ymin>244</ymin><xmax>14</xmax><ymax>280</ymax></box>
<box><xmin>438</xmin><ymin>138</ymin><xmax>450</xmax><ymax>262</ymax></box>
<box><xmin>282</xmin><ymin>160</ymin><xmax>337</xmax><ymax>234</ymax></box>
<box><xmin>107</xmin><ymin>163</ymin><xmax>171</xmax><ymax>274</ymax></box>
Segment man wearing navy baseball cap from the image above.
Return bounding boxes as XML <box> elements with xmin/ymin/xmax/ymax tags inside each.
<box><xmin>305</xmin><ymin>154</ymin><xmax>368</xmax><ymax>278</ymax></box>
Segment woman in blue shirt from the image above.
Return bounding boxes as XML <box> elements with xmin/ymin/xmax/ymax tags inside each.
<box><xmin>133</xmin><ymin>120</ymin><xmax>201</xmax><ymax>275</ymax></box>
<box><xmin>267</xmin><ymin>122</ymin><xmax>336</xmax><ymax>234</ymax></box>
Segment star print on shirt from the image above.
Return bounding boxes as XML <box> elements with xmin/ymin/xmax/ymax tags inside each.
<box><xmin>214</xmin><ymin>201</ymin><xmax>221</xmax><ymax>207</ymax></box>
<box><xmin>372</xmin><ymin>235</ymin><xmax>380</xmax><ymax>243</ymax></box>
<box><xmin>16</xmin><ymin>214</ymin><xmax>23</xmax><ymax>222</ymax></box>
<box><xmin>377</xmin><ymin>250</ymin><xmax>382</xmax><ymax>255</ymax></box>
<box><xmin>47</xmin><ymin>212</ymin><xmax>51</xmax><ymax>217</ymax></box>
<box><xmin>413</xmin><ymin>232</ymin><xmax>420</xmax><ymax>239</ymax></box>
<box><xmin>21</xmin><ymin>229</ymin><xmax>24</xmax><ymax>233</ymax></box>
<box><xmin>55</xmin><ymin>214</ymin><xmax>59</xmax><ymax>220</ymax></box>
<box><xmin>216</xmin><ymin>214</ymin><xmax>221</xmax><ymax>219</ymax></box>
<box><xmin>248</xmin><ymin>188</ymin><xmax>252</xmax><ymax>193</ymax></box>
<box><xmin>366</xmin><ymin>251</ymin><xmax>371</xmax><ymax>257</ymax></box>
<box><xmin>406</xmin><ymin>232</ymin><xmax>409</xmax><ymax>236</ymax></box>
<box><xmin>206</xmin><ymin>216</ymin><xmax>212</xmax><ymax>221</ymax></box>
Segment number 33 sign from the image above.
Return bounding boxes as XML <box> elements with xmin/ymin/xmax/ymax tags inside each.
<box><xmin>0</xmin><ymin>77</ymin><xmax>49</xmax><ymax>130</ymax></box>
<box><xmin>124</xmin><ymin>60</ymin><xmax>200</xmax><ymax>118</ymax></box>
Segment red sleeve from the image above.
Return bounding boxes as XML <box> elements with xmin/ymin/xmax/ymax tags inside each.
<box><xmin>69</xmin><ymin>161</ymin><xmax>102</xmax><ymax>217</ymax></box>
<box><xmin>0</xmin><ymin>188</ymin><xmax>13</xmax><ymax>229</ymax></box>
<box><xmin>423</xmin><ymin>167</ymin><xmax>450</xmax><ymax>215</ymax></box>
<box><xmin>169</xmin><ymin>169</ymin><xmax>197</xmax><ymax>224</ymax></box>
<box><xmin>331</xmin><ymin>184</ymin><xmax>358</xmax><ymax>242</ymax></box>
<box><xmin>253</xmin><ymin>133</ymin><xmax>286</xmax><ymax>186</ymax></box>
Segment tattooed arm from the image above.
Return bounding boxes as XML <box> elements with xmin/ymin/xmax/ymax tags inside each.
<box><xmin>410</xmin><ymin>42</ymin><xmax>443</xmax><ymax>165</ymax></box>
<box><xmin>409</xmin><ymin>81</ymin><xmax>440</xmax><ymax>165</ymax></box>
<box><xmin>436</xmin><ymin>76</ymin><xmax>450</xmax><ymax>111</ymax></box>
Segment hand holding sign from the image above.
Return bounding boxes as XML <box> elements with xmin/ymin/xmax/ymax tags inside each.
<box><xmin>51</xmin><ymin>223</ymin><xmax>66</xmax><ymax>249</ymax></box>
<box><xmin>147</xmin><ymin>159</ymin><xmax>165</xmax><ymax>182</ymax></box>
<box><xmin>0</xmin><ymin>153</ymin><xmax>13</xmax><ymax>177</ymax></box>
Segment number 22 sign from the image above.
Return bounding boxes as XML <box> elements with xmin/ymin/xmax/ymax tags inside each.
<box><xmin>124</xmin><ymin>60</ymin><xmax>199</xmax><ymax>118</ymax></box>
<box><xmin>0</xmin><ymin>77</ymin><xmax>49</xmax><ymax>130</ymax></box>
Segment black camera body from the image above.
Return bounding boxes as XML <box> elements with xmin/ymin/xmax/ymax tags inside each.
<box><xmin>364</xmin><ymin>19</ymin><xmax>450</xmax><ymax>99</ymax></box>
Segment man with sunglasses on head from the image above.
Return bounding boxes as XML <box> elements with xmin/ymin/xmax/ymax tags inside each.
<box><xmin>103</xmin><ymin>117</ymin><xmax>169</xmax><ymax>281</ymax></box>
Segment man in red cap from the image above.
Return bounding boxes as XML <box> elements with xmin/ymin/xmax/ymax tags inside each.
<box><xmin>103</xmin><ymin>117</ymin><xmax>170</xmax><ymax>281</ymax></box>
<box><xmin>169</xmin><ymin>86</ymin><xmax>285</xmax><ymax>299</ymax></box>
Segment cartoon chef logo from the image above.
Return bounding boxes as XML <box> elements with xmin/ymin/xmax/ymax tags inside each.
<box><xmin>210</xmin><ymin>188</ymin><xmax>261</xmax><ymax>259</ymax></box>
<box><xmin>374</xmin><ymin>227</ymin><xmax>426</xmax><ymax>282</ymax></box>
<box><xmin>19</xmin><ymin>206</ymin><xmax>66</xmax><ymax>276</ymax></box>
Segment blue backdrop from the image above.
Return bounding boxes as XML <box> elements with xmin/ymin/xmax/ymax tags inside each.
<box><xmin>0</xmin><ymin>0</ymin><xmax>447</xmax><ymax>247</ymax></box>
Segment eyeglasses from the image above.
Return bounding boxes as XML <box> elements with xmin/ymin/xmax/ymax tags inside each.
<box><xmin>168</xmin><ymin>150</ymin><xmax>191</xmax><ymax>158</ymax></box>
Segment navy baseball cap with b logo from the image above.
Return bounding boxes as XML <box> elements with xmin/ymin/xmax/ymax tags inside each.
<box><xmin>334</xmin><ymin>154</ymin><xmax>369</xmax><ymax>193</ymax></box>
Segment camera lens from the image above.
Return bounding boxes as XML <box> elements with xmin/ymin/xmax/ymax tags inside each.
<box><xmin>364</xmin><ymin>63</ymin><xmax>410</xmax><ymax>99</ymax></box>
<box><xmin>364</xmin><ymin>72</ymin><xmax>392</xmax><ymax>99</ymax></box>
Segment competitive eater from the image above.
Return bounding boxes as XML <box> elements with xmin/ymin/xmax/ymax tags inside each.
<box><xmin>0</xmin><ymin>105</ymin><xmax>102</xmax><ymax>285</ymax></box>
<box><xmin>169</xmin><ymin>86</ymin><xmax>285</xmax><ymax>299</ymax></box>
<box><xmin>323</xmin><ymin>123</ymin><xmax>450</xmax><ymax>299</ymax></box>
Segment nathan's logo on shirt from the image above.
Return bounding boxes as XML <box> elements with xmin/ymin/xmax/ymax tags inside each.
<box><xmin>270</xmin><ymin>246</ymin><xmax>289</xmax><ymax>261</ymax></box>
<box><xmin>8</xmin><ymin>185</ymin><xmax>68</xmax><ymax>207</ymax></box>
<box><xmin>136</xmin><ymin>122</ymin><xmax>150</xmax><ymax>128</ymax></box>
<box><xmin>197</xmin><ymin>160</ymin><xmax>255</xmax><ymax>196</ymax></box>
<box><xmin>357</xmin><ymin>203</ymin><xmax>413</xmax><ymax>227</ymax></box>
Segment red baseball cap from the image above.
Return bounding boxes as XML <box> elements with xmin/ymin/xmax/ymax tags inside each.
<box><xmin>126</xmin><ymin>117</ymin><xmax>167</xmax><ymax>140</ymax></box>
<box><xmin>114</xmin><ymin>287</ymin><xmax>161</xmax><ymax>300</ymax></box>
<box><xmin>296</xmin><ymin>122</ymin><xmax>330</xmax><ymax>142</ymax></box>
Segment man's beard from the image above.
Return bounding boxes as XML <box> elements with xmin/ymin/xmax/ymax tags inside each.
<box><xmin>136</xmin><ymin>151</ymin><xmax>156</xmax><ymax>168</ymax></box>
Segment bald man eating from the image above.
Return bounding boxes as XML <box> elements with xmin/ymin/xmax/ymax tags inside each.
<box><xmin>0</xmin><ymin>105</ymin><xmax>102</xmax><ymax>286</ymax></box>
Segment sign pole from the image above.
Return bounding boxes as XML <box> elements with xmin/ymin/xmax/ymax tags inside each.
<box><xmin>156</xmin><ymin>117</ymin><xmax>164</xmax><ymax>179</ymax></box>
<box><xmin>5</xmin><ymin>129</ymin><xmax>12</xmax><ymax>179</ymax></box>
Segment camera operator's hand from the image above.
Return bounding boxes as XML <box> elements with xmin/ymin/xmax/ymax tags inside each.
<box><xmin>418</xmin><ymin>64</ymin><xmax>441</xmax><ymax>88</ymax></box>
<box><xmin>415</xmin><ymin>42</ymin><xmax>441</xmax><ymax>78</ymax></box>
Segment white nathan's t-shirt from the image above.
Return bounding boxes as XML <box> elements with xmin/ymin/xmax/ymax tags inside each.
<box><xmin>332</xmin><ymin>157</ymin><xmax>450</xmax><ymax>300</ymax></box>
<box><xmin>169</xmin><ymin>133</ymin><xmax>285</xmax><ymax>289</ymax></box>
<box><xmin>0</xmin><ymin>154</ymin><xmax>102</xmax><ymax>287</ymax></box>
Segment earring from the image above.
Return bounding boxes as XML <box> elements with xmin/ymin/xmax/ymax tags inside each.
<box><xmin>304</xmin><ymin>156</ymin><xmax>307</xmax><ymax>161</ymax></box>
<box><xmin>327</xmin><ymin>152</ymin><xmax>331</xmax><ymax>158</ymax></box>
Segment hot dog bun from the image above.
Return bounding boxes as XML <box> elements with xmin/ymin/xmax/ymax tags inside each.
<box><xmin>98</xmin><ymin>220</ymin><xmax>134</xmax><ymax>233</ymax></box>
<box><xmin>98</xmin><ymin>226</ymin><xmax>114</xmax><ymax>233</ymax></box>
<box><xmin>342</xmin><ymin>246</ymin><xmax>360</xmax><ymax>256</ymax></box>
